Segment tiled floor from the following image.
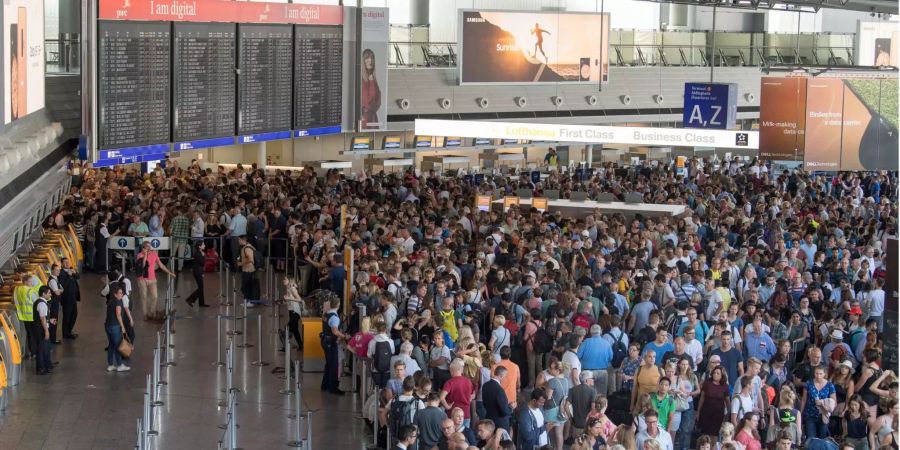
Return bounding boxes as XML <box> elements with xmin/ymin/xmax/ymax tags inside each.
<box><xmin>0</xmin><ymin>271</ymin><xmax>370</xmax><ymax>450</ymax></box>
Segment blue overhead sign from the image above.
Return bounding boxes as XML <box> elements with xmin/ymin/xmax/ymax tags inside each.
<box><xmin>93</xmin><ymin>153</ymin><xmax>167</xmax><ymax>168</ymax></box>
<box><xmin>682</xmin><ymin>83</ymin><xmax>738</xmax><ymax>130</ymax></box>
<box><xmin>175</xmin><ymin>136</ymin><xmax>236</xmax><ymax>151</ymax></box>
<box><xmin>237</xmin><ymin>130</ymin><xmax>292</xmax><ymax>144</ymax></box>
<box><xmin>295</xmin><ymin>125</ymin><xmax>342</xmax><ymax>138</ymax></box>
<box><xmin>98</xmin><ymin>144</ymin><xmax>170</xmax><ymax>160</ymax></box>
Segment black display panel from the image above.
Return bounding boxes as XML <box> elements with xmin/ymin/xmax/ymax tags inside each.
<box><xmin>294</xmin><ymin>25</ymin><xmax>343</xmax><ymax>135</ymax></box>
<box><xmin>98</xmin><ymin>21</ymin><xmax>171</xmax><ymax>150</ymax></box>
<box><xmin>173</xmin><ymin>22</ymin><xmax>236</xmax><ymax>145</ymax></box>
<box><xmin>237</xmin><ymin>24</ymin><xmax>293</xmax><ymax>137</ymax></box>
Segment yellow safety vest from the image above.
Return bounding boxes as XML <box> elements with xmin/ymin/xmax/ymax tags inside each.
<box><xmin>13</xmin><ymin>285</ymin><xmax>33</xmax><ymax>322</ymax></box>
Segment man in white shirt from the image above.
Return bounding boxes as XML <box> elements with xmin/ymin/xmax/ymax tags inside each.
<box><xmin>683</xmin><ymin>327</ymin><xmax>704</xmax><ymax>368</ymax></box>
<box><xmin>190</xmin><ymin>210</ymin><xmax>205</xmax><ymax>242</ymax></box>
<box><xmin>636</xmin><ymin>410</ymin><xmax>674</xmax><ymax>450</ymax></box>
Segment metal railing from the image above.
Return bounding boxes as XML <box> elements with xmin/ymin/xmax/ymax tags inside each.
<box><xmin>388</xmin><ymin>31</ymin><xmax>858</xmax><ymax>68</ymax></box>
<box><xmin>45</xmin><ymin>36</ymin><xmax>81</xmax><ymax>74</ymax></box>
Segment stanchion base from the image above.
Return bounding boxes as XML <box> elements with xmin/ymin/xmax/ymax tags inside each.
<box><xmin>237</xmin><ymin>343</ymin><xmax>253</xmax><ymax>348</ymax></box>
<box><xmin>216</xmin><ymin>423</ymin><xmax>240</xmax><ymax>430</ymax></box>
<box><xmin>226</xmin><ymin>331</ymin><xmax>243</xmax><ymax>336</ymax></box>
<box><xmin>157</xmin><ymin>381</ymin><xmax>168</xmax><ymax>386</ymax></box>
<box><xmin>162</xmin><ymin>362</ymin><xmax>177</xmax><ymax>367</ymax></box>
<box><xmin>250</xmin><ymin>361</ymin><xmax>269</xmax><ymax>366</ymax></box>
<box><xmin>147</xmin><ymin>431</ymin><xmax>159</xmax><ymax>436</ymax></box>
<box><xmin>152</xmin><ymin>401</ymin><xmax>164</xmax><ymax>407</ymax></box>
<box><xmin>278</xmin><ymin>389</ymin><xmax>294</xmax><ymax>395</ymax></box>
<box><xmin>229</xmin><ymin>388</ymin><xmax>242</xmax><ymax>393</ymax></box>
<box><xmin>168</xmin><ymin>344</ymin><xmax>175</xmax><ymax>349</ymax></box>
<box><xmin>287</xmin><ymin>440</ymin><xmax>304</xmax><ymax>448</ymax></box>
<box><xmin>212</xmin><ymin>361</ymin><xmax>226</xmax><ymax>367</ymax></box>
<box><xmin>220</xmin><ymin>302</ymin><xmax>233</xmax><ymax>307</ymax></box>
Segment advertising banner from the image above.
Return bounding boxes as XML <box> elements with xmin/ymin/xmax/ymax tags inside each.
<box><xmin>759</xmin><ymin>77</ymin><xmax>807</xmax><ymax>161</ymax></box>
<box><xmin>803</xmin><ymin>79</ymin><xmax>844</xmax><ymax>170</ymax></box>
<box><xmin>4</xmin><ymin>0</ymin><xmax>45</xmax><ymax>124</ymax></box>
<box><xmin>98</xmin><ymin>0</ymin><xmax>343</xmax><ymax>25</ymax></box>
<box><xmin>856</xmin><ymin>20</ymin><xmax>899</xmax><ymax>67</ymax></box>
<box><xmin>839</xmin><ymin>78</ymin><xmax>898</xmax><ymax>171</ymax></box>
<box><xmin>358</xmin><ymin>7</ymin><xmax>388</xmax><ymax>131</ymax></box>
<box><xmin>415</xmin><ymin>119</ymin><xmax>759</xmax><ymax>150</ymax></box>
<box><xmin>683</xmin><ymin>83</ymin><xmax>737</xmax><ymax>130</ymax></box>
<box><xmin>459</xmin><ymin>10</ymin><xmax>609</xmax><ymax>84</ymax></box>
<box><xmin>788</xmin><ymin>76</ymin><xmax>899</xmax><ymax>171</ymax></box>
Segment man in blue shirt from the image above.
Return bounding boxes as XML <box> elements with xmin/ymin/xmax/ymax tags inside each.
<box><xmin>743</xmin><ymin>314</ymin><xmax>776</xmax><ymax>363</ymax></box>
<box><xmin>329</xmin><ymin>254</ymin><xmax>346</xmax><ymax>302</ymax></box>
<box><xmin>642</xmin><ymin>328</ymin><xmax>674</xmax><ymax>366</ymax></box>
<box><xmin>577</xmin><ymin>324</ymin><xmax>613</xmax><ymax>395</ymax></box>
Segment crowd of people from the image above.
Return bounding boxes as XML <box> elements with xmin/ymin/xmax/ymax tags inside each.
<box><xmin>48</xmin><ymin>155</ymin><xmax>896</xmax><ymax>450</ymax></box>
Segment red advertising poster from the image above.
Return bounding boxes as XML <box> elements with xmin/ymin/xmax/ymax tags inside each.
<box><xmin>99</xmin><ymin>0</ymin><xmax>342</xmax><ymax>25</ymax></box>
<box><xmin>803</xmin><ymin>78</ymin><xmax>844</xmax><ymax>170</ymax></box>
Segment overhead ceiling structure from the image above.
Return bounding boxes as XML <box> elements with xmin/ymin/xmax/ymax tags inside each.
<box><xmin>640</xmin><ymin>0</ymin><xmax>898</xmax><ymax>15</ymax></box>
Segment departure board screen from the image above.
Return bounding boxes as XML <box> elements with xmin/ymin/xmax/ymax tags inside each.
<box><xmin>98</xmin><ymin>21</ymin><xmax>171</xmax><ymax>150</ymax></box>
<box><xmin>173</xmin><ymin>22</ymin><xmax>236</xmax><ymax>148</ymax></box>
<box><xmin>294</xmin><ymin>25</ymin><xmax>343</xmax><ymax>135</ymax></box>
<box><xmin>237</xmin><ymin>24</ymin><xmax>293</xmax><ymax>138</ymax></box>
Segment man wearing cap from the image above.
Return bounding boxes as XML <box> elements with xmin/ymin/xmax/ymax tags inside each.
<box><xmin>824</xmin><ymin>328</ymin><xmax>856</xmax><ymax>368</ymax></box>
<box><xmin>578</xmin><ymin>324</ymin><xmax>613</xmax><ymax>396</ymax></box>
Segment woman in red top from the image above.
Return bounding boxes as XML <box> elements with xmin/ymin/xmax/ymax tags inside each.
<box><xmin>440</xmin><ymin>359</ymin><xmax>475</xmax><ymax>426</ymax></box>
<box><xmin>734</xmin><ymin>412</ymin><xmax>763</xmax><ymax>450</ymax></box>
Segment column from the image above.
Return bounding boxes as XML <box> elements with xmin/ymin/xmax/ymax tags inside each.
<box><xmin>258</xmin><ymin>142</ymin><xmax>267</xmax><ymax>170</ymax></box>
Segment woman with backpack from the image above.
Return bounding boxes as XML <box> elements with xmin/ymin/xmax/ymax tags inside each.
<box><xmin>523</xmin><ymin>309</ymin><xmax>551</xmax><ymax>389</ymax></box>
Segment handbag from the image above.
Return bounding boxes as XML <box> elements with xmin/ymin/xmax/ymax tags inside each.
<box><xmin>674</xmin><ymin>377</ymin><xmax>690</xmax><ymax>411</ymax></box>
<box><xmin>118</xmin><ymin>333</ymin><xmax>134</xmax><ymax>358</ymax></box>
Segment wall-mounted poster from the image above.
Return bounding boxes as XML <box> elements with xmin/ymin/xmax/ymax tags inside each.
<box><xmin>4</xmin><ymin>0</ymin><xmax>45</xmax><ymax>124</ymax></box>
<box><xmin>459</xmin><ymin>10</ymin><xmax>610</xmax><ymax>85</ymax></box>
<box><xmin>358</xmin><ymin>7</ymin><xmax>388</xmax><ymax>131</ymax></box>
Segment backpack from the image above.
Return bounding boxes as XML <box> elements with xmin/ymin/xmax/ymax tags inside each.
<box><xmin>391</xmin><ymin>281</ymin><xmax>411</xmax><ymax>311</ymax></box>
<box><xmin>665</xmin><ymin>314</ymin><xmax>686</xmax><ymax>339</ymax></box>
<box><xmin>530</xmin><ymin>322</ymin><xmax>555</xmax><ymax>354</ymax></box>
<box><xmin>606</xmin><ymin>331</ymin><xmax>628</xmax><ymax>368</ymax></box>
<box><xmin>389</xmin><ymin>397</ymin><xmax>418</xmax><ymax>442</ymax></box>
<box><xmin>243</xmin><ymin>245</ymin><xmax>264</xmax><ymax>272</ymax></box>
<box><xmin>373</xmin><ymin>340</ymin><xmax>393</xmax><ymax>374</ymax></box>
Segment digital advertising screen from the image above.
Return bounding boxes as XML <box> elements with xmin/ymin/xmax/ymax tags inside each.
<box><xmin>459</xmin><ymin>10</ymin><xmax>610</xmax><ymax>85</ymax></box>
<box><xmin>4</xmin><ymin>0</ymin><xmax>45</xmax><ymax>124</ymax></box>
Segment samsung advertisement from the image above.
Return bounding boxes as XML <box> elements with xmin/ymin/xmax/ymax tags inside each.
<box><xmin>459</xmin><ymin>10</ymin><xmax>610</xmax><ymax>85</ymax></box>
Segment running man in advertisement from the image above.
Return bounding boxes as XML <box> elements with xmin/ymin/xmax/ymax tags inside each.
<box><xmin>530</xmin><ymin>23</ymin><xmax>550</xmax><ymax>62</ymax></box>
<box><xmin>360</xmin><ymin>48</ymin><xmax>382</xmax><ymax>130</ymax></box>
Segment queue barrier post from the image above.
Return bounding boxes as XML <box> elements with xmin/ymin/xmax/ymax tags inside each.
<box><xmin>151</xmin><ymin>348</ymin><xmax>164</xmax><ymax>406</ymax></box>
<box><xmin>145</xmin><ymin>374</ymin><xmax>158</xmax><ymax>436</ymax></box>
<box><xmin>371</xmin><ymin>386</ymin><xmax>379</xmax><ymax>448</ymax></box>
<box><xmin>251</xmin><ymin>314</ymin><xmax>268</xmax><ymax>366</ymax></box>
<box><xmin>279</xmin><ymin>324</ymin><xmax>293</xmax><ymax>395</ymax></box>
<box><xmin>213</xmin><ymin>314</ymin><xmax>225</xmax><ymax>367</ymax></box>
<box><xmin>237</xmin><ymin>303</ymin><xmax>251</xmax><ymax>348</ymax></box>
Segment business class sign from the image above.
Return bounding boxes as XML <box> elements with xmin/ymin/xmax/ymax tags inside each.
<box><xmin>415</xmin><ymin>119</ymin><xmax>759</xmax><ymax>149</ymax></box>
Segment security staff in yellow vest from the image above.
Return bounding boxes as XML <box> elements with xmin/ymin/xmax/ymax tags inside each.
<box><xmin>13</xmin><ymin>273</ymin><xmax>37</xmax><ymax>358</ymax></box>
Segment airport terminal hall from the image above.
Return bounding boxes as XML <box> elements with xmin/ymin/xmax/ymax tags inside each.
<box><xmin>0</xmin><ymin>0</ymin><xmax>899</xmax><ymax>449</ymax></box>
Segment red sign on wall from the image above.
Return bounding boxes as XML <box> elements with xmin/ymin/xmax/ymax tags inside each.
<box><xmin>99</xmin><ymin>0</ymin><xmax>343</xmax><ymax>25</ymax></box>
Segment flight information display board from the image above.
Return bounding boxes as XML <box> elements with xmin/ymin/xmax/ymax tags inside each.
<box><xmin>237</xmin><ymin>24</ymin><xmax>293</xmax><ymax>142</ymax></box>
<box><xmin>173</xmin><ymin>22</ymin><xmax>237</xmax><ymax>150</ymax></box>
<box><xmin>294</xmin><ymin>25</ymin><xmax>343</xmax><ymax>136</ymax></box>
<box><xmin>98</xmin><ymin>21</ymin><xmax>172</xmax><ymax>150</ymax></box>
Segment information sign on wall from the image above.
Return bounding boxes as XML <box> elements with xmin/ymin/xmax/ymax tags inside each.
<box><xmin>682</xmin><ymin>83</ymin><xmax>737</xmax><ymax>130</ymax></box>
